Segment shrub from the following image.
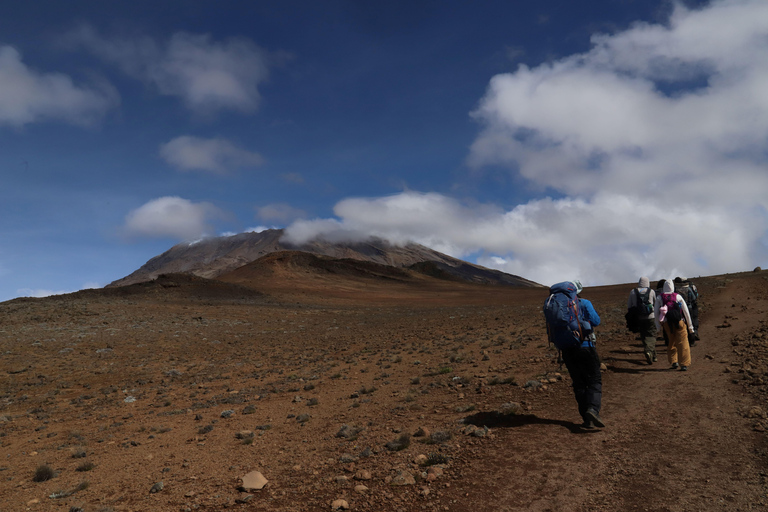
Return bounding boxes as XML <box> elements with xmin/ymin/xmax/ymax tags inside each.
<box><xmin>424</xmin><ymin>452</ymin><xmax>450</xmax><ymax>466</ymax></box>
<box><xmin>425</xmin><ymin>430</ymin><xmax>452</xmax><ymax>445</ymax></box>
<box><xmin>76</xmin><ymin>461</ymin><xmax>95</xmax><ymax>472</ymax></box>
<box><xmin>385</xmin><ymin>434</ymin><xmax>411</xmax><ymax>452</ymax></box>
<box><xmin>32</xmin><ymin>464</ymin><xmax>55</xmax><ymax>482</ymax></box>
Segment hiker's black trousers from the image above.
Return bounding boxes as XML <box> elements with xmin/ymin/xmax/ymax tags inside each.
<box><xmin>561</xmin><ymin>345</ymin><xmax>602</xmax><ymax>422</ymax></box>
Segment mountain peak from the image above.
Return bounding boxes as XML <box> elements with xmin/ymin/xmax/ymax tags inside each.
<box><xmin>108</xmin><ymin>230</ymin><xmax>541</xmax><ymax>288</ymax></box>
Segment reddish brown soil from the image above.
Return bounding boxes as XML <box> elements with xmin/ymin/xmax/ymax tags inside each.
<box><xmin>1</xmin><ymin>268</ymin><xmax>767</xmax><ymax>511</ymax></box>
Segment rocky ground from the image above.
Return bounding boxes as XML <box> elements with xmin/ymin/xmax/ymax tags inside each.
<box><xmin>1</xmin><ymin>268</ymin><xmax>767</xmax><ymax>511</ymax></box>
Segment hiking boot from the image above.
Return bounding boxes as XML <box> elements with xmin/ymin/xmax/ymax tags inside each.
<box><xmin>680</xmin><ymin>365</ymin><xmax>688</xmax><ymax>371</ymax></box>
<box><xmin>585</xmin><ymin>409</ymin><xmax>605</xmax><ymax>428</ymax></box>
<box><xmin>671</xmin><ymin>362</ymin><xmax>679</xmax><ymax>369</ymax></box>
<box><xmin>581</xmin><ymin>420</ymin><xmax>595</xmax><ymax>429</ymax></box>
<box><xmin>652</xmin><ymin>355</ymin><xmax>658</xmax><ymax>362</ymax></box>
<box><xmin>645</xmin><ymin>352</ymin><xmax>653</xmax><ymax>365</ymax></box>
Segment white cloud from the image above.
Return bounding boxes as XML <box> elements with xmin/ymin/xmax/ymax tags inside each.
<box><xmin>159</xmin><ymin>136</ymin><xmax>263</xmax><ymax>173</ymax></box>
<box><xmin>69</xmin><ymin>25</ymin><xmax>271</xmax><ymax>114</ymax></box>
<box><xmin>0</xmin><ymin>45</ymin><xmax>117</xmax><ymax>127</ymax></box>
<box><xmin>468</xmin><ymin>0</ymin><xmax>768</xmax><ymax>206</ymax></box>
<box><xmin>124</xmin><ymin>196</ymin><xmax>225</xmax><ymax>241</ymax></box>
<box><xmin>284</xmin><ymin>188</ymin><xmax>766</xmax><ymax>286</ymax></box>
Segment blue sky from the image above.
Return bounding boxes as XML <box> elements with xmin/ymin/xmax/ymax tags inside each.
<box><xmin>2</xmin><ymin>0</ymin><xmax>766</xmax><ymax>301</ymax></box>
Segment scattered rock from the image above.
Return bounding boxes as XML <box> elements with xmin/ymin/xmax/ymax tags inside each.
<box><xmin>150</xmin><ymin>481</ymin><xmax>164</xmax><ymax>493</ymax></box>
<box><xmin>354</xmin><ymin>484</ymin><xmax>369</xmax><ymax>493</ymax></box>
<box><xmin>390</xmin><ymin>470</ymin><xmax>416</xmax><ymax>486</ymax></box>
<box><xmin>331</xmin><ymin>499</ymin><xmax>350</xmax><ymax>510</ymax></box>
<box><xmin>354</xmin><ymin>469</ymin><xmax>372</xmax><ymax>480</ymax></box>
<box><xmin>240</xmin><ymin>471</ymin><xmax>268</xmax><ymax>491</ymax></box>
<box><xmin>499</xmin><ymin>402</ymin><xmax>522</xmax><ymax>415</ymax></box>
<box><xmin>336</xmin><ymin>424</ymin><xmax>363</xmax><ymax>439</ymax></box>
<box><xmin>413</xmin><ymin>426</ymin><xmax>430</xmax><ymax>438</ymax></box>
<box><xmin>235</xmin><ymin>430</ymin><xmax>254</xmax><ymax>440</ymax></box>
<box><xmin>220</xmin><ymin>409</ymin><xmax>235</xmax><ymax>418</ymax></box>
<box><xmin>385</xmin><ymin>433</ymin><xmax>411</xmax><ymax>451</ymax></box>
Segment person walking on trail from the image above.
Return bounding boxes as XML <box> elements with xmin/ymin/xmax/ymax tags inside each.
<box><xmin>673</xmin><ymin>276</ymin><xmax>700</xmax><ymax>346</ymax></box>
<box><xmin>654</xmin><ymin>279</ymin><xmax>694</xmax><ymax>371</ymax></box>
<box><xmin>543</xmin><ymin>280</ymin><xmax>604</xmax><ymax>429</ymax></box>
<box><xmin>627</xmin><ymin>276</ymin><xmax>657</xmax><ymax>364</ymax></box>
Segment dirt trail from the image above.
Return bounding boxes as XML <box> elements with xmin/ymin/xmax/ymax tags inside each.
<box><xmin>445</xmin><ymin>276</ymin><xmax>768</xmax><ymax>512</ymax></box>
<box><xmin>1</xmin><ymin>272</ymin><xmax>766</xmax><ymax>511</ymax></box>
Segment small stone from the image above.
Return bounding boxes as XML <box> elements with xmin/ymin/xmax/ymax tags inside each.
<box><xmin>331</xmin><ymin>499</ymin><xmax>350</xmax><ymax>510</ymax></box>
<box><xmin>390</xmin><ymin>470</ymin><xmax>416</xmax><ymax>486</ymax></box>
<box><xmin>500</xmin><ymin>402</ymin><xmax>522</xmax><ymax>415</ymax></box>
<box><xmin>220</xmin><ymin>410</ymin><xmax>235</xmax><ymax>418</ymax></box>
<box><xmin>354</xmin><ymin>484</ymin><xmax>369</xmax><ymax>493</ymax></box>
<box><xmin>240</xmin><ymin>471</ymin><xmax>268</xmax><ymax>491</ymax></box>
<box><xmin>427</xmin><ymin>467</ymin><xmax>444</xmax><ymax>478</ymax></box>
<box><xmin>413</xmin><ymin>426</ymin><xmax>430</xmax><ymax>438</ymax></box>
<box><xmin>414</xmin><ymin>454</ymin><xmax>428</xmax><ymax>465</ymax></box>
<box><xmin>235</xmin><ymin>430</ymin><xmax>254</xmax><ymax>440</ymax></box>
<box><xmin>150</xmin><ymin>481</ymin><xmax>164</xmax><ymax>493</ymax></box>
<box><xmin>354</xmin><ymin>469</ymin><xmax>372</xmax><ymax>480</ymax></box>
<box><xmin>235</xmin><ymin>494</ymin><xmax>253</xmax><ymax>504</ymax></box>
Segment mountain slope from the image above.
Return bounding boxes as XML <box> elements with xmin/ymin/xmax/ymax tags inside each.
<box><xmin>107</xmin><ymin>229</ymin><xmax>541</xmax><ymax>288</ymax></box>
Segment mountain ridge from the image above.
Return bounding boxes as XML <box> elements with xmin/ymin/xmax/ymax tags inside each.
<box><xmin>107</xmin><ymin>229</ymin><xmax>541</xmax><ymax>288</ymax></box>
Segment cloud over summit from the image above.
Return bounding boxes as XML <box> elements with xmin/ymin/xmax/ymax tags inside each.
<box><xmin>287</xmin><ymin>0</ymin><xmax>768</xmax><ymax>286</ymax></box>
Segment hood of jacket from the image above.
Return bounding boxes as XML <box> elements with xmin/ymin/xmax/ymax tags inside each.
<box><xmin>638</xmin><ymin>276</ymin><xmax>650</xmax><ymax>288</ymax></box>
<box><xmin>662</xmin><ymin>280</ymin><xmax>675</xmax><ymax>294</ymax></box>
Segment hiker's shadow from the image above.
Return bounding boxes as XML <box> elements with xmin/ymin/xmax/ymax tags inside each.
<box><xmin>462</xmin><ymin>411</ymin><xmax>598</xmax><ymax>435</ymax></box>
<box><xmin>607</xmin><ymin>357</ymin><xmax>670</xmax><ymax>374</ymax></box>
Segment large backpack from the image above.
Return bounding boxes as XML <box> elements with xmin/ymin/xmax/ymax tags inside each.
<box><xmin>674</xmin><ymin>281</ymin><xmax>698</xmax><ymax>308</ymax></box>
<box><xmin>625</xmin><ymin>288</ymin><xmax>653</xmax><ymax>332</ymax></box>
<box><xmin>661</xmin><ymin>293</ymin><xmax>683</xmax><ymax>325</ymax></box>
<box><xmin>543</xmin><ymin>281</ymin><xmax>591</xmax><ymax>349</ymax></box>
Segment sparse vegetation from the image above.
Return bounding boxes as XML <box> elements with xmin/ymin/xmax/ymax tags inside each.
<box><xmin>385</xmin><ymin>433</ymin><xmax>411</xmax><ymax>452</ymax></box>
<box><xmin>32</xmin><ymin>464</ymin><xmax>55</xmax><ymax>482</ymax></box>
<box><xmin>76</xmin><ymin>461</ymin><xmax>95</xmax><ymax>472</ymax></box>
<box><xmin>425</xmin><ymin>430</ymin><xmax>452</xmax><ymax>445</ymax></box>
<box><xmin>424</xmin><ymin>452</ymin><xmax>450</xmax><ymax>466</ymax></box>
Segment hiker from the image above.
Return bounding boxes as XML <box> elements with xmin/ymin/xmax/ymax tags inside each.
<box><xmin>626</xmin><ymin>276</ymin><xmax>657</xmax><ymax>364</ymax></box>
<box><xmin>673</xmin><ymin>276</ymin><xmax>700</xmax><ymax>346</ymax></box>
<box><xmin>654</xmin><ymin>280</ymin><xmax>694</xmax><ymax>371</ymax></box>
<box><xmin>543</xmin><ymin>280</ymin><xmax>604</xmax><ymax>428</ymax></box>
<box><xmin>655</xmin><ymin>279</ymin><xmax>669</xmax><ymax>347</ymax></box>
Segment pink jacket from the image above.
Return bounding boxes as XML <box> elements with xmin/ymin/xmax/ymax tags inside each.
<box><xmin>653</xmin><ymin>280</ymin><xmax>693</xmax><ymax>333</ymax></box>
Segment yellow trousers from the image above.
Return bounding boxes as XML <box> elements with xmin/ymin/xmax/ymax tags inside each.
<box><xmin>663</xmin><ymin>319</ymin><xmax>691</xmax><ymax>367</ymax></box>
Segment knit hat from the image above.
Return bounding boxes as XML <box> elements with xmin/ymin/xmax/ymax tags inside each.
<box><xmin>572</xmin><ymin>280</ymin><xmax>583</xmax><ymax>294</ymax></box>
<box><xmin>638</xmin><ymin>276</ymin><xmax>650</xmax><ymax>288</ymax></box>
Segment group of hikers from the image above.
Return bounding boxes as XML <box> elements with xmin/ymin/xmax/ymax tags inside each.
<box><xmin>543</xmin><ymin>276</ymin><xmax>700</xmax><ymax>429</ymax></box>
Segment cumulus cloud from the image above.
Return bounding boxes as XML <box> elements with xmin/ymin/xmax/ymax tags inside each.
<box><xmin>159</xmin><ymin>136</ymin><xmax>263</xmax><ymax>173</ymax></box>
<box><xmin>68</xmin><ymin>25</ymin><xmax>271</xmax><ymax>114</ymax></box>
<box><xmin>0</xmin><ymin>45</ymin><xmax>117</xmax><ymax>127</ymax></box>
<box><xmin>285</xmin><ymin>190</ymin><xmax>765</xmax><ymax>286</ymax></box>
<box><xmin>124</xmin><ymin>196</ymin><xmax>225</xmax><ymax>241</ymax></box>
<box><xmin>468</xmin><ymin>0</ymin><xmax>768</xmax><ymax>206</ymax></box>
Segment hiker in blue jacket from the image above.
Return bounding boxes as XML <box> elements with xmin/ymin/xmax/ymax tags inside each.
<box><xmin>563</xmin><ymin>280</ymin><xmax>604</xmax><ymax>429</ymax></box>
